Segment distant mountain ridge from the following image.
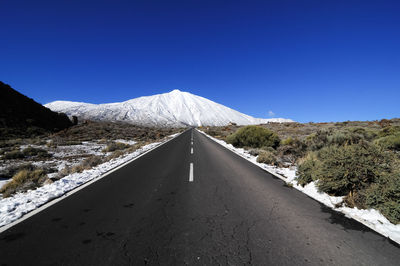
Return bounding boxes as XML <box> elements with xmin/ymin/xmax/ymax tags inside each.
<box><xmin>0</xmin><ymin>81</ymin><xmax>73</xmax><ymax>137</ymax></box>
<box><xmin>45</xmin><ymin>89</ymin><xmax>293</xmax><ymax>127</ymax></box>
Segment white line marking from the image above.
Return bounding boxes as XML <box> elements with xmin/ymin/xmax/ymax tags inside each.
<box><xmin>0</xmin><ymin>129</ymin><xmax>188</xmax><ymax>234</ymax></box>
<box><xmin>191</xmin><ymin>147</ymin><xmax>193</xmax><ymax>154</ymax></box>
<box><xmin>189</xmin><ymin>163</ymin><xmax>194</xmax><ymax>182</ymax></box>
<box><xmin>191</xmin><ymin>141</ymin><xmax>193</xmax><ymax>145</ymax></box>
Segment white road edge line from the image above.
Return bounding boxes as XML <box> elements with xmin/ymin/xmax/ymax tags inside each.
<box><xmin>189</xmin><ymin>163</ymin><xmax>194</xmax><ymax>182</ymax></box>
<box><xmin>0</xmin><ymin>129</ymin><xmax>188</xmax><ymax>234</ymax></box>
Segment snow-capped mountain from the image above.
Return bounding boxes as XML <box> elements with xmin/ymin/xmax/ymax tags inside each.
<box><xmin>45</xmin><ymin>90</ymin><xmax>293</xmax><ymax>127</ymax></box>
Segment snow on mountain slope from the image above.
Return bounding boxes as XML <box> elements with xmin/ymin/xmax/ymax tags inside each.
<box><xmin>45</xmin><ymin>89</ymin><xmax>293</xmax><ymax>127</ymax></box>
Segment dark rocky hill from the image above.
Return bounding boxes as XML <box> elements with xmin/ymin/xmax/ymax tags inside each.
<box><xmin>0</xmin><ymin>81</ymin><xmax>72</xmax><ymax>138</ymax></box>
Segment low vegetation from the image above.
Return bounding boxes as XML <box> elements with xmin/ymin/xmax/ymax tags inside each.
<box><xmin>201</xmin><ymin>118</ymin><xmax>400</xmax><ymax>223</ymax></box>
<box><xmin>0</xmin><ymin>168</ymin><xmax>49</xmax><ymax>198</ymax></box>
<box><xmin>2</xmin><ymin>150</ymin><xmax>25</xmax><ymax>160</ymax></box>
<box><xmin>375</xmin><ymin>133</ymin><xmax>400</xmax><ymax>151</ymax></box>
<box><xmin>22</xmin><ymin>146</ymin><xmax>51</xmax><ymax>158</ymax></box>
<box><xmin>52</xmin><ymin>121</ymin><xmax>182</xmax><ymax>142</ymax></box>
<box><xmin>0</xmin><ymin>163</ymin><xmax>36</xmax><ymax>179</ymax></box>
<box><xmin>226</xmin><ymin>125</ymin><xmax>280</xmax><ymax>149</ymax></box>
<box><xmin>103</xmin><ymin>142</ymin><xmax>131</xmax><ymax>152</ymax></box>
<box><xmin>256</xmin><ymin>150</ymin><xmax>278</xmax><ymax>166</ymax></box>
<box><xmin>107</xmin><ymin>150</ymin><xmax>125</xmax><ymax>160</ymax></box>
<box><xmin>71</xmin><ymin>155</ymin><xmax>104</xmax><ymax>174</ymax></box>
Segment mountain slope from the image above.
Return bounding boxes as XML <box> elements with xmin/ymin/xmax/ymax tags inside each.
<box><xmin>45</xmin><ymin>89</ymin><xmax>293</xmax><ymax>127</ymax></box>
<box><xmin>0</xmin><ymin>81</ymin><xmax>73</xmax><ymax>138</ymax></box>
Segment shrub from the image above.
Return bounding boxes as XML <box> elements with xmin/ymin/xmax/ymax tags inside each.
<box><xmin>103</xmin><ymin>142</ymin><xmax>131</xmax><ymax>152</ymax></box>
<box><xmin>296</xmin><ymin>152</ymin><xmax>320</xmax><ymax>186</ymax></box>
<box><xmin>325</xmin><ymin>128</ymin><xmax>375</xmax><ymax>146</ymax></box>
<box><xmin>205</xmin><ymin>128</ymin><xmax>222</xmax><ymax>137</ymax></box>
<box><xmin>22</xmin><ymin>146</ymin><xmax>51</xmax><ymax>158</ymax></box>
<box><xmin>305</xmin><ymin>130</ymin><xmax>330</xmax><ymax>151</ymax></box>
<box><xmin>126</xmin><ymin>143</ymin><xmax>142</xmax><ymax>153</ymax></box>
<box><xmin>326</xmin><ymin>131</ymin><xmax>358</xmax><ymax>146</ymax></box>
<box><xmin>108</xmin><ymin>150</ymin><xmax>125</xmax><ymax>160</ymax></box>
<box><xmin>378</xmin><ymin>126</ymin><xmax>400</xmax><ymax>137</ymax></box>
<box><xmin>71</xmin><ymin>164</ymin><xmax>86</xmax><ymax>174</ymax></box>
<box><xmin>281</xmin><ymin>137</ymin><xmax>294</xmax><ymax>146</ymax></box>
<box><xmin>0</xmin><ymin>163</ymin><xmax>36</xmax><ymax>179</ymax></box>
<box><xmin>226</xmin><ymin>126</ymin><xmax>280</xmax><ymax>149</ymax></box>
<box><xmin>277</xmin><ymin>138</ymin><xmax>307</xmax><ymax>165</ymax></box>
<box><xmin>56</xmin><ymin>165</ymin><xmax>72</xmax><ymax>179</ymax></box>
<box><xmin>2</xmin><ymin>150</ymin><xmax>25</xmax><ymax>159</ymax></box>
<box><xmin>84</xmin><ymin>155</ymin><xmax>103</xmax><ymax>167</ymax></box>
<box><xmin>0</xmin><ymin>169</ymin><xmax>47</xmax><ymax>197</ymax></box>
<box><xmin>256</xmin><ymin>150</ymin><xmax>278</xmax><ymax>165</ymax></box>
<box><xmin>261</xmin><ymin>146</ymin><xmax>276</xmax><ymax>153</ymax></box>
<box><xmin>56</xmin><ymin>155</ymin><xmax>105</xmax><ymax>177</ymax></box>
<box><xmin>305</xmin><ymin>128</ymin><xmax>377</xmax><ymax>151</ymax></box>
<box><xmin>72</xmin><ymin>156</ymin><xmax>104</xmax><ymax>173</ymax></box>
<box><xmin>374</xmin><ymin>133</ymin><xmax>400</xmax><ymax>151</ymax></box>
<box><xmin>347</xmin><ymin>127</ymin><xmax>377</xmax><ymax>141</ymax></box>
<box><xmin>378</xmin><ymin>119</ymin><xmax>392</xmax><ymax>128</ymax></box>
<box><xmin>315</xmin><ymin>143</ymin><xmax>392</xmax><ymax>196</ymax></box>
<box><xmin>360</xmin><ymin>172</ymin><xmax>400</xmax><ymax>224</ymax></box>
<box><xmin>247</xmin><ymin>148</ymin><xmax>261</xmax><ymax>157</ymax></box>
<box><xmin>0</xmin><ymin>138</ymin><xmax>23</xmax><ymax>148</ymax></box>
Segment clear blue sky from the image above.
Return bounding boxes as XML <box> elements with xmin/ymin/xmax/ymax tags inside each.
<box><xmin>1</xmin><ymin>0</ymin><xmax>399</xmax><ymax>123</ymax></box>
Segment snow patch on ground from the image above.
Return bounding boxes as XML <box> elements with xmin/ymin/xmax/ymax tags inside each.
<box><xmin>198</xmin><ymin>129</ymin><xmax>400</xmax><ymax>244</ymax></box>
<box><xmin>0</xmin><ymin>142</ymin><xmax>108</xmax><ymax>192</ymax></box>
<box><xmin>113</xmin><ymin>139</ymin><xmax>137</xmax><ymax>145</ymax></box>
<box><xmin>0</xmin><ymin>133</ymin><xmax>178</xmax><ymax>228</ymax></box>
<box><xmin>52</xmin><ymin>142</ymin><xmax>105</xmax><ymax>157</ymax></box>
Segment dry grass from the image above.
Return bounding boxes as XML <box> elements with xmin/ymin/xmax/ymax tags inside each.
<box><xmin>0</xmin><ymin>163</ymin><xmax>36</xmax><ymax>179</ymax></box>
<box><xmin>107</xmin><ymin>150</ymin><xmax>125</xmax><ymax>160</ymax></box>
<box><xmin>256</xmin><ymin>150</ymin><xmax>278</xmax><ymax>166</ymax></box>
<box><xmin>0</xmin><ymin>169</ymin><xmax>48</xmax><ymax>197</ymax></box>
<box><xmin>106</xmin><ymin>143</ymin><xmax>143</xmax><ymax>160</ymax></box>
<box><xmin>22</xmin><ymin>146</ymin><xmax>51</xmax><ymax>158</ymax></box>
<box><xmin>103</xmin><ymin>142</ymin><xmax>131</xmax><ymax>152</ymax></box>
<box><xmin>55</xmin><ymin>155</ymin><xmax>105</xmax><ymax>180</ymax></box>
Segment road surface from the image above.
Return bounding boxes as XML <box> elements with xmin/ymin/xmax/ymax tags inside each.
<box><xmin>0</xmin><ymin>129</ymin><xmax>399</xmax><ymax>265</ymax></box>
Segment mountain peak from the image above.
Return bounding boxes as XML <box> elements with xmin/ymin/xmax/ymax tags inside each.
<box><xmin>45</xmin><ymin>90</ymin><xmax>293</xmax><ymax>127</ymax></box>
<box><xmin>169</xmin><ymin>89</ymin><xmax>184</xmax><ymax>94</ymax></box>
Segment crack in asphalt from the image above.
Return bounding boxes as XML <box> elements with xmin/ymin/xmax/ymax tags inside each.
<box><xmin>121</xmin><ymin>240</ymin><xmax>132</xmax><ymax>264</ymax></box>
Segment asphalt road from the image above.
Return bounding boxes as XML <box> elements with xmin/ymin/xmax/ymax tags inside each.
<box><xmin>0</xmin><ymin>129</ymin><xmax>399</xmax><ymax>265</ymax></box>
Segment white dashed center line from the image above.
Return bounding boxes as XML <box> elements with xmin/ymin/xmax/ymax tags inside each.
<box><xmin>189</xmin><ymin>163</ymin><xmax>194</xmax><ymax>182</ymax></box>
<box><xmin>191</xmin><ymin>147</ymin><xmax>193</xmax><ymax>154</ymax></box>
